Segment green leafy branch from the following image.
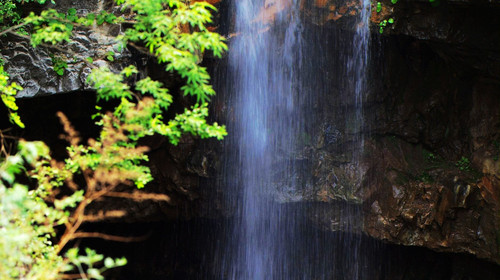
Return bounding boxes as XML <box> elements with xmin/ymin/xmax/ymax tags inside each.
<box><xmin>0</xmin><ymin>0</ymin><xmax>54</xmax><ymax>27</ymax></box>
<box><xmin>88</xmin><ymin>66</ymin><xmax>226</xmax><ymax>146</ymax></box>
<box><xmin>118</xmin><ymin>0</ymin><xmax>227</xmax><ymax>104</ymax></box>
<box><xmin>0</xmin><ymin>66</ymin><xmax>24</xmax><ymax>128</ymax></box>
<box><xmin>23</xmin><ymin>8</ymin><xmax>122</xmax><ymax>47</ymax></box>
<box><xmin>0</xmin><ymin>140</ymin><xmax>127</xmax><ymax>280</ymax></box>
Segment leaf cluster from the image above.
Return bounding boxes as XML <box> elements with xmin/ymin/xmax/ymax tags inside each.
<box><xmin>0</xmin><ymin>0</ymin><xmax>53</xmax><ymax>26</ymax></box>
<box><xmin>118</xmin><ymin>0</ymin><xmax>227</xmax><ymax>104</ymax></box>
<box><xmin>88</xmin><ymin>65</ymin><xmax>226</xmax><ymax>146</ymax></box>
<box><xmin>0</xmin><ymin>140</ymin><xmax>126</xmax><ymax>280</ymax></box>
<box><xmin>456</xmin><ymin>156</ymin><xmax>471</xmax><ymax>172</ymax></box>
<box><xmin>62</xmin><ymin>110</ymin><xmax>153</xmax><ymax>189</ymax></box>
<box><xmin>0</xmin><ymin>66</ymin><xmax>24</xmax><ymax>128</ymax></box>
<box><xmin>50</xmin><ymin>54</ymin><xmax>68</xmax><ymax>76</ymax></box>
<box><xmin>24</xmin><ymin>8</ymin><xmax>121</xmax><ymax>47</ymax></box>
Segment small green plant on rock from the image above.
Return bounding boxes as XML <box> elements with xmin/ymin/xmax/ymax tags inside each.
<box><xmin>417</xmin><ymin>171</ymin><xmax>433</xmax><ymax>183</ymax></box>
<box><xmin>50</xmin><ymin>54</ymin><xmax>68</xmax><ymax>76</ymax></box>
<box><xmin>493</xmin><ymin>140</ymin><xmax>500</xmax><ymax>161</ymax></box>
<box><xmin>379</xmin><ymin>18</ymin><xmax>394</xmax><ymax>34</ymax></box>
<box><xmin>426</xmin><ymin>152</ymin><xmax>436</xmax><ymax>161</ymax></box>
<box><xmin>456</xmin><ymin>156</ymin><xmax>471</xmax><ymax>172</ymax></box>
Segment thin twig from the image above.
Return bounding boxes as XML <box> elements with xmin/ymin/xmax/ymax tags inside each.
<box><xmin>57</xmin><ymin>198</ymin><xmax>89</xmax><ymax>254</ymax></box>
<box><xmin>71</xmin><ymin>231</ymin><xmax>151</xmax><ymax>242</ymax></box>
<box><xmin>128</xmin><ymin>42</ymin><xmax>154</xmax><ymax>56</ymax></box>
<box><xmin>0</xmin><ymin>22</ymin><xmax>29</xmax><ymax>37</ymax></box>
<box><xmin>5</xmin><ymin>31</ymin><xmax>72</xmax><ymax>54</ymax></box>
<box><xmin>0</xmin><ymin>129</ymin><xmax>18</xmax><ymax>157</ymax></box>
<box><xmin>104</xmin><ymin>191</ymin><xmax>171</xmax><ymax>203</ymax></box>
<box><xmin>82</xmin><ymin>210</ymin><xmax>127</xmax><ymax>222</ymax></box>
<box><xmin>60</xmin><ymin>273</ymin><xmax>89</xmax><ymax>280</ymax></box>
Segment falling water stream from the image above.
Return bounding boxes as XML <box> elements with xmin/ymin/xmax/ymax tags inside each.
<box><xmin>217</xmin><ymin>0</ymin><xmax>371</xmax><ymax>279</ymax></box>
<box><xmin>227</xmin><ymin>0</ymin><xmax>303</xmax><ymax>278</ymax></box>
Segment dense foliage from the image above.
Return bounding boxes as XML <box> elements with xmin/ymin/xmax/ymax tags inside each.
<box><xmin>0</xmin><ymin>0</ymin><xmax>53</xmax><ymax>25</ymax></box>
<box><xmin>0</xmin><ymin>0</ymin><xmax>226</xmax><ymax>278</ymax></box>
<box><xmin>0</xmin><ymin>140</ymin><xmax>127</xmax><ymax>279</ymax></box>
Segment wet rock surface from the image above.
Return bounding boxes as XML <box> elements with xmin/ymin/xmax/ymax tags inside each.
<box><xmin>363</xmin><ymin>138</ymin><xmax>500</xmax><ymax>262</ymax></box>
<box><xmin>252</xmin><ymin>0</ymin><xmax>500</xmax><ymax>264</ymax></box>
<box><xmin>204</xmin><ymin>0</ymin><xmax>500</xmax><ymax>264</ymax></box>
<box><xmin>0</xmin><ymin>0</ymin><xmax>130</xmax><ymax>97</ymax></box>
<box><xmin>357</xmin><ymin>12</ymin><xmax>500</xmax><ymax>261</ymax></box>
<box><xmin>0</xmin><ymin>29</ymin><xmax>129</xmax><ymax>97</ymax></box>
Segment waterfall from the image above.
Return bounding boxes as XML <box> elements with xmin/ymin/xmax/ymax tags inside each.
<box><xmin>350</xmin><ymin>0</ymin><xmax>371</xmax><ymax>161</ymax></box>
<box><xmin>223</xmin><ymin>1</ymin><xmax>304</xmax><ymax>278</ymax></box>
<box><xmin>215</xmin><ymin>0</ymin><xmax>371</xmax><ymax>278</ymax></box>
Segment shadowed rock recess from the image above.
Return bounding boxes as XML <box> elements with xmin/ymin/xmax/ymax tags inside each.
<box><xmin>2</xmin><ymin>0</ymin><xmax>500</xmax><ymax>277</ymax></box>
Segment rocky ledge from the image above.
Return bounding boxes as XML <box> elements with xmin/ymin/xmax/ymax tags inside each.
<box><xmin>296</xmin><ymin>0</ymin><xmax>500</xmax><ymax>264</ymax></box>
<box><xmin>203</xmin><ymin>0</ymin><xmax>500</xmax><ymax>264</ymax></box>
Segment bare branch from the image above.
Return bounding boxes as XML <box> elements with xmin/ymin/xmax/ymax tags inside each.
<box><xmin>83</xmin><ymin>210</ymin><xmax>127</xmax><ymax>222</ymax></box>
<box><xmin>60</xmin><ymin>273</ymin><xmax>89</xmax><ymax>280</ymax></box>
<box><xmin>128</xmin><ymin>42</ymin><xmax>153</xmax><ymax>57</ymax></box>
<box><xmin>104</xmin><ymin>191</ymin><xmax>172</xmax><ymax>203</ymax></box>
<box><xmin>57</xmin><ymin>198</ymin><xmax>89</xmax><ymax>254</ymax></box>
<box><xmin>71</xmin><ymin>231</ymin><xmax>151</xmax><ymax>242</ymax></box>
<box><xmin>0</xmin><ymin>22</ymin><xmax>29</xmax><ymax>37</ymax></box>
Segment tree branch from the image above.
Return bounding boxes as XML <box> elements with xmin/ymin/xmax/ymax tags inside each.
<box><xmin>83</xmin><ymin>210</ymin><xmax>126</xmax><ymax>222</ymax></box>
<box><xmin>0</xmin><ymin>22</ymin><xmax>29</xmax><ymax>37</ymax></box>
<box><xmin>5</xmin><ymin>30</ymin><xmax>74</xmax><ymax>55</ymax></box>
<box><xmin>71</xmin><ymin>231</ymin><xmax>151</xmax><ymax>242</ymax></box>
<box><xmin>57</xmin><ymin>198</ymin><xmax>89</xmax><ymax>254</ymax></box>
<box><xmin>104</xmin><ymin>191</ymin><xmax>171</xmax><ymax>203</ymax></box>
<box><xmin>128</xmin><ymin>42</ymin><xmax>154</xmax><ymax>57</ymax></box>
<box><xmin>60</xmin><ymin>273</ymin><xmax>89</xmax><ymax>280</ymax></box>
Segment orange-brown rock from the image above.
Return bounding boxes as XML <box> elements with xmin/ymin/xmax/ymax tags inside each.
<box><xmin>253</xmin><ymin>0</ymin><xmax>292</xmax><ymax>24</ymax></box>
<box><xmin>300</xmin><ymin>0</ymin><xmax>362</xmax><ymax>26</ymax></box>
<box><xmin>315</xmin><ymin>0</ymin><xmax>329</xmax><ymax>8</ymax></box>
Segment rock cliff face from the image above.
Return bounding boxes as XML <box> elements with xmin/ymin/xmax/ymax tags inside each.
<box><xmin>203</xmin><ymin>0</ymin><xmax>500</xmax><ymax>264</ymax></box>
<box><xmin>0</xmin><ymin>0</ymin><xmax>128</xmax><ymax>97</ymax></box>
<box><xmin>361</xmin><ymin>26</ymin><xmax>500</xmax><ymax>263</ymax></box>
<box><xmin>294</xmin><ymin>0</ymin><xmax>500</xmax><ymax>264</ymax></box>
